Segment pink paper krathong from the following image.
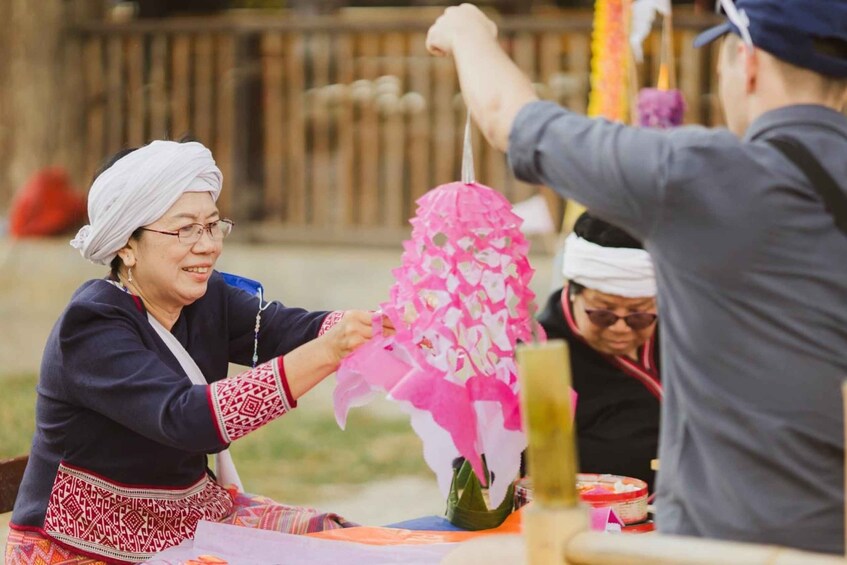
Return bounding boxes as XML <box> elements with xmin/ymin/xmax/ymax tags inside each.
<box><xmin>334</xmin><ymin>181</ymin><xmax>541</xmax><ymax>506</ymax></box>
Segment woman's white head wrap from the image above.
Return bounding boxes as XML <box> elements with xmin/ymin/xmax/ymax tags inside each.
<box><xmin>562</xmin><ymin>232</ymin><xmax>656</xmax><ymax>298</ymax></box>
<box><xmin>70</xmin><ymin>140</ymin><xmax>222</xmax><ymax>265</ymax></box>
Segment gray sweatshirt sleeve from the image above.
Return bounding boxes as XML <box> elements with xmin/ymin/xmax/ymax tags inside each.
<box><xmin>508</xmin><ymin>100</ymin><xmax>674</xmax><ymax>240</ymax></box>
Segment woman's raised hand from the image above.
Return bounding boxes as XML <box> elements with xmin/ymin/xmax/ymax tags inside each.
<box><xmin>321</xmin><ymin>310</ymin><xmax>395</xmax><ymax>366</ymax></box>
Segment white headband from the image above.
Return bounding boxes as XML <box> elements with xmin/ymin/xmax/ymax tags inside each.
<box><xmin>562</xmin><ymin>233</ymin><xmax>656</xmax><ymax>298</ymax></box>
<box><xmin>70</xmin><ymin>140</ymin><xmax>222</xmax><ymax>265</ymax></box>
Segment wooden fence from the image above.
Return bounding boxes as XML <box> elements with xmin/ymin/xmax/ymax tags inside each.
<box><xmin>65</xmin><ymin>9</ymin><xmax>721</xmax><ymax>244</ymax></box>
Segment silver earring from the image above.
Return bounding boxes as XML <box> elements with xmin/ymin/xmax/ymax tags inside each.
<box><xmin>127</xmin><ymin>267</ymin><xmax>133</xmax><ymax>283</ymax></box>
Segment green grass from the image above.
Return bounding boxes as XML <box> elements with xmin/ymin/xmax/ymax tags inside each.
<box><xmin>0</xmin><ymin>374</ymin><xmax>431</xmax><ymax>504</ymax></box>
<box><xmin>230</xmin><ymin>409</ymin><xmax>431</xmax><ymax>504</ymax></box>
<box><xmin>0</xmin><ymin>375</ymin><xmax>38</xmax><ymax>458</ymax></box>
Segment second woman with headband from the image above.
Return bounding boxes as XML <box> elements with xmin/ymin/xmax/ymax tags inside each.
<box><xmin>537</xmin><ymin>211</ymin><xmax>661</xmax><ymax>489</ymax></box>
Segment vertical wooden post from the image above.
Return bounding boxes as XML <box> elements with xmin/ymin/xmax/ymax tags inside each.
<box><xmin>261</xmin><ymin>32</ymin><xmax>286</xmax><ymax>222</ymax></box>
<box><xmin>679</xmin><ymin>30</ymin><xmax>702</xmax><ymax>125</ymax></box>
<box><xmin>356</xmin><ymin>32</ymin><xmax>381</xmax><ymax>227</ymax></box>
<box><xmin>149</xmin><ymin>34</ymin><xmax>168</xmax><ymax>140</ymax></box>
<box><xmin>170</xmin><ymin>35</ymin><xmax>191</xmax><ymax>138</ymax></box>
<box><xmin>215</xmin><ymin>33</ymin><xmax>236</xmax><ymax>219</ymax></box>
<box><xmin>516</xmin><ymin>341</ymin><xmax>588</xmax><ymax>565</ymax></box>
<box><xmin>285</xmin><ymin>33</ymin><xmax>307</xmax><ymax>225</ymax></box>
<box><xmin>106</xmin><ymin>34</ymin><xmax>125</xmax><ymax>153</ymax></box>
<box><xmin>311</xmin><ymin>32</ymin><xmax>333</xmax><ymax>228</ymax></box>
<box><xmin>193</xmin><ymin>34</ymin><xmax>214</xmax><ymax>146</ymax></box>
<box><xmin>406</xmin><ymin>32</ymin><xmax>431</xmax><ymax>219</ymax></box>
<box><xmin>382</xmin><ymin>32</ymin><xmax>406</xmax><ymax>228</ymax></box>
<box><xmin>708</xmin><ymin>41</ymin><xmax>724</xmax><ymax>127</ymax></box>
<box><xmin>335</xmin><ymin>33</ymin><xmax>356</xmax><ymax>227</ymax></box>
<box><xmin>566</xmin><ymin>33</ymin><xmax>590</xmax><ymax>114</ymax></box>
<box><xmin>126</xmin><ymin>34</ymin><xmax>146</xmax><ymax>147</ymax></box>
<box><xmin>83</xmin><ymin>36</ymin><xmax>106</xmax><ymax>184</ymax></box>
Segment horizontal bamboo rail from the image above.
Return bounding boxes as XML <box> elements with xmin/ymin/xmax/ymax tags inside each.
<box><xmin>443</xmin><ymin>530</ymin><xmax>846</xmax><ymax>565</ymax></box>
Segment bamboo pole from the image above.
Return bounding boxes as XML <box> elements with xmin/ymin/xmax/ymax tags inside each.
<box><xmin>444</xmin><ymin>531</ymin><xmax>847</xmax><ymax>565</ymax></box>
<box><xmin>566</xmin><ymin>532</ymin><xmax>846</xmax><ymax>565</ymax></box>
<box><xmin>516</xmin><ymin>341</ymin><xmax>588</xmax><ymax>564</ymax></box>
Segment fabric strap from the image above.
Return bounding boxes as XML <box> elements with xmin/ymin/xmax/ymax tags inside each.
<box><xmin>146</xmin><ymin>313</ymin><xmax>244</xmax><ymax>491</ymax></box>
<box><xmin>767</xmin><ymin>137</ymin><xmax>847</xmax><ymax>238</ymax></box>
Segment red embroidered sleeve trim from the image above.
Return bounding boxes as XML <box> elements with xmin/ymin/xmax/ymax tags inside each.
<box><xmin>42</xmin><ymin>463</ymin><xmax>233</xmax><ymax>563</ymax></box>
<box><xmin>206</xmin><ymin>386</ymin><xmax>227</xmax><ymax>445</ymax></box>
<box><xmin>277</xmin><ymin>355</ymin><xmax>297</xmax><ymax>409</ymax></box>
<box><xmin>209</xmin><ymin>356</ymin><xmax>292</xmax><ymax>443</ymax></box>
<box><xmin>318</xmin><ymin>310</ymin><xmax>345</xmax><ymax>337</ymax></box>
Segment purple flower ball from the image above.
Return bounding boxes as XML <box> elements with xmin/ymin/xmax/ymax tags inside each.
<box><xmin>636</xmin><ymin>88</ymin><xmax>686</xmax><ymax>129</ymax></box>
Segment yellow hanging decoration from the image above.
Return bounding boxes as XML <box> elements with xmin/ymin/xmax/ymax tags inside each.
<box><xmin>563</xmin><ymin>0</ymin><xmax>633</xmax><ymax>232</ymax></box>
<box><xmin>587</xmin><ymin>0</ymin><xmax>633</xmax><ymax>121</ymax></box>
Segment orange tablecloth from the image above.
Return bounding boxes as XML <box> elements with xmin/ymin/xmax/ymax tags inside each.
<box><xmin>306</xmin><ymin>507</ymin><xmax>524</xmax><ymax>546</ymax></box>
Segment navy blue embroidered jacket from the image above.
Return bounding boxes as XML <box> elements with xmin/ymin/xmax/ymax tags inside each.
<box><xmin>13</xmin><ymin>271</ymin><xmax>330</xmax><ymax>529</ymax></box>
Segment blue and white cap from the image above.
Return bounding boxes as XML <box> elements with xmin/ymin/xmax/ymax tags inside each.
<box><xmin>694</xmin><ymin>0</ymin><xmax>847</xmax><ymax>78</ymax></box>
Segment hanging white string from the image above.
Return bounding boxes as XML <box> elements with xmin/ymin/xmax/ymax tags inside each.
<box><xmin>251</xmin><ymin>288</ymin><xmax>274</xmax><ymax>368</ymax></box>
<box><xmin>462</xmin><ymin>113</ymin><xmax>475</xmax><ymax>185</ymax></box>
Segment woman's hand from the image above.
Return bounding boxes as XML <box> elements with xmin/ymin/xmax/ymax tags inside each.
<box><xmin>426</xmin><ymin>4</ymin><xmax>498</xmax><ymax>57</ymax></box>
<box><xmin>322</xmin><ymin>310</ymin><xmax>395</xmax><ymax>366</ymax></box>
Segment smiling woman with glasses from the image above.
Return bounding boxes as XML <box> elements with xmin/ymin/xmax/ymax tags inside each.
<box><xmin>536</xmin><ymin>211</ymin><xmax>662</xmax><ymax>491</ymax></box>
<box><xmin>7</xmin><ymin>140</ymin><xmax>393</xmax><ymax>564</ymax></box>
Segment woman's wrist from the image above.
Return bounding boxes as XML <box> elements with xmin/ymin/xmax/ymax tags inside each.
<box><xmin>282</xmin><ymin>337</ymin><xmax>339</xmax><ymax>400</ymax></box>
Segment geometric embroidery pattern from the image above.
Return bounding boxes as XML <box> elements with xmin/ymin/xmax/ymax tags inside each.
<box><xmin>42</xmin><ymin>463</ymin><xmax>233</xmax><ymax>564</ymax></box>
<box><xmin>209</xmin><ymin>357</ymin><xmax>291</xmax><ymax>443</ymax></box>
<box><xmin>318</xmin><ymin>310</ymin><xmax>345</xmax><ymax>337</ymax></box>
<box><xmin>218</xmin><ymin>489</ymin><xmax>354</xmax><ymax>534</ymax></box>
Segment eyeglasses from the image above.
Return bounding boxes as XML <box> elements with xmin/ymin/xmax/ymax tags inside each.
<box><xmin>584</xmin><ymin>308</ymin><xmax>657</xmax><ymax>331</ymax></box>
<box><xmin>140</xmin><ymin>219</ymin><xmax>234</xmax><ymax>245</ymax></box>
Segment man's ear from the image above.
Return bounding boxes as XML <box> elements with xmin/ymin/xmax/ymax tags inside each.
<box><xmin>743</xmin><ymin>44</ymin><xmax>759</xmax><ymax>95</ymax></box>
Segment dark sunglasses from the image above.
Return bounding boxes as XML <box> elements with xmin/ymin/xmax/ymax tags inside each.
<box><xmin>584</xmin><ymin>308</ymin><xmax>657</xmax><ymax>331</ymax></box>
